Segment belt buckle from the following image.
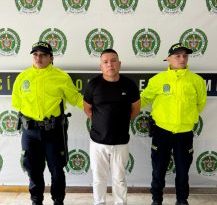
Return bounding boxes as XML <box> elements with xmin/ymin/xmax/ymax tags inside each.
<box><xmin>37</xmin><ymin>121</ymin><xmax>44</xmax><ymax>128</ymax></box>
<box><xmin>44</xmin><ymin>118</ymin><xmax>52</xmax><ymax>131</ymax></box>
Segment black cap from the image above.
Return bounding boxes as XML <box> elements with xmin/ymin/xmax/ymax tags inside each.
<box><xmin>30</xmin><ymin>41</ymin><xmax>53</xmax><ymax>55</ymax></box>
<box><xmin>164</xmin><ymin>43</ymin><xmax>193</xmax><ymax>61</ymax></box>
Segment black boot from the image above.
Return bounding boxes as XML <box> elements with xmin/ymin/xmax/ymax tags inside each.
<box><xmin>175</xmin><ymin>200</ymin><xmax>189</xmax><ymax>205</ymax></box>
<box><xmin>32</xmin><ymin>202</ymin><xmax>43</xmax><ymax>205</ymax></box>
<box><xmin>53</xmin><ymin>200</ymin><xmax>64</xmax><ymax>205</ymax></box>
<box><xmin>151</xmin><ymin>201</ymin><xmax>162</xmax><ymax>205</ymax></box>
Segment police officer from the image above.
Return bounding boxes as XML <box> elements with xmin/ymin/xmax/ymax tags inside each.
<box><xmin>12</xmin><ymin>41</ymin><xmax>83</xmax><ymax>205</ymax></box>
<box><xmin>140</xmin><ymin>43</ymin><xmax>207</xmax><ymax>205</ymax></box>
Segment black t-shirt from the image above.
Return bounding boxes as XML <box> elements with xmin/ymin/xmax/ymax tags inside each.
<box><xmin>84</xmin><ymin>74</ymin><xmax>140</xmax><ymax>145</ymax></box>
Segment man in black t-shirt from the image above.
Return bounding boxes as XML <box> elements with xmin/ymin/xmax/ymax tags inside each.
<box><xmin>83</xmin><ymin>49</ymin><xmax>140</xmax><ymax>205</ymax></box>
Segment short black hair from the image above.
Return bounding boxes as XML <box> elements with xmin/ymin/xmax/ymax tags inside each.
<box><xmin>100</xmin><ymin>48</ymin><xmax>118</xmax><ymax>57</ymax></box>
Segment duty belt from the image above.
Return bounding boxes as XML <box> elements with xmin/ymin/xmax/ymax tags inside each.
<box><xmin>19</xmin><ymin>114</ymin><xmax>61</xmax><ymax>131</ymax></box>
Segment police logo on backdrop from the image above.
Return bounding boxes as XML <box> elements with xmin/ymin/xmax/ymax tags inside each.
<box><xmin>39</xmin><ymin>28</ymin><xmax>67</xmax><ymax>56</ymax></box>
<box><xmin>15</xmin><ymin>0</ymin><xmax>43</xmax><ymax>13</ymax></box>
<box><xmin>0</xmin><ymin>154</ymin><xmax>3</xmax><ymax>172</ymax></box>
<box><xmin>180</xmin><ymin>28</ymin><xmax>208</xmax><ymax>57</ymax></box>
<box><xmin>206</xmin><ymin>0</ymin><xmax>217</xmax><ymax>13</ymax></box>
<box><xmin>0</xmin><ymin>28</ymin><xmax>21</xmax><ymax>56</ymax></box>
<box><xmin>196</xmin><ymin>151</ymin><xmax>217</xmax><ymax>176</ymax></box>
<box><xmin>0</xmin><ymin>110</ymin><xmax>20</xmax><ymax>136</ymax></box>
<box><xmin>166</xmin><ymin>154</ymin><xmax>176</xmax><ymax>175</ymax></box>
<box><xmin>132</xmin><ymin>28</ymin><xmax>160</xmax><ymax>57</ymax></box>
<box><xmin>110</xmin><ymin>0</ymin><xmax>138</xmax><ymax>13</ymax></box>
<box><xmin>62</xmin><ymin>0</ymin><xmax>90</xmax><ymax>13</ymax></box>
<box><xmin>85</xmin><ymin>28</ymin><xmax>114</xmax><ymax>57</ymax></box>
<box><xmin>158</xmin><ymin>0</ymin><xmax>186</xmax><ymax>14</ymax></box>
<box><xmin>65</xmin><ymin>149</ymin><xmax>90</xmax><ymax>175</ymax></box>
<box><xmin>193</xmin><ymin>116</ymin><xmax>203</xmax><ymax>137</ymax></box>
<box><xmin>125</xmin><ymin>153</ymin><xmax>134</xmax><ymax>175</ymax></box>
<box><xmin>131</xmin><ymin>111</ymin><xmax>151</xmax><ymax>137</ymax></box>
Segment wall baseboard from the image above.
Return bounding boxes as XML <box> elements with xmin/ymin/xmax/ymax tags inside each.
<box><xmin>0</xmin><ymin>186</ymin><xmax>216</xmax><ymax>194</ymax></box>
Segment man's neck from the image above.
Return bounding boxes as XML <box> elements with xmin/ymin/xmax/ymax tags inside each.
<box><xmin>170</xmin><ymin>66</ymin><xmax>186</xmax><ymax>70</ymax></box>
<box><xmin>103</xmin><ymin>74</ymin><xmax>120</xmax><ymax>82</ymax></box>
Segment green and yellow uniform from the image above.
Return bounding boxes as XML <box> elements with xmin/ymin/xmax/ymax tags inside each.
<box><xmin>12</xmin><ymin>64</ymin><xmax>83</xmax><ymax>121</ymax></box>
<box><xmin>141</xmin><ymin>66</ymin><xmax>207</xmax><ymax>133</ymax></box>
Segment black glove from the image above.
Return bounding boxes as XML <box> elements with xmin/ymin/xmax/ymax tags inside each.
<box><xmin>145</xmin><ymin>115</ymin><xmax>156</xmax><ymax>137</ymax></box>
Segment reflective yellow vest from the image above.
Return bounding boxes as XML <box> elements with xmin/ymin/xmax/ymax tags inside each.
<box><xmin>12</xmin><ymin>64</ymin><xmax>83</xmax><ymax>121</ymax></box>
<box><xmin>140</xmin><ymin>66</ymin><xmax>207</xmax><ymax>133</ymax></box>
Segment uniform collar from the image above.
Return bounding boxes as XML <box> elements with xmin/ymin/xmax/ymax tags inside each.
<box><xmin>167</xmin><ymin>65</ymin><xmax>189</xmax><ymax>78</ymax></box>
<box><xmin>32</xmin><ymin>63</ymin><xmax>53</xmax><ymax>73</ymax></box>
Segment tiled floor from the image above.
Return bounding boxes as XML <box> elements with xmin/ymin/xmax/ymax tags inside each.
<box><xmin>0</xmin><ymin>192</ymin><xmax>217</xmax><ymax>205</ymax></box>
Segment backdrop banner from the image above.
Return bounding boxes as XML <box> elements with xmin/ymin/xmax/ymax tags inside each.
<box><xmin>0</xmin><ymin>71</ymin><xmax>216</xmax><ymax>187</ymax></box>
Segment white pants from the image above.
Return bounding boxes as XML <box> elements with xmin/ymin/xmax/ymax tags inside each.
<box><xmin>90</xmin><ymin>140</ymin><xmax>129</xmax><ymax>205</ymax></box>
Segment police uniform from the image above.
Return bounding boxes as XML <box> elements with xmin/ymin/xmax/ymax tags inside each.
<box><xmin>141</xmin><ymin>43</ymin><xmax>207</xmax><ymax>205</ymax></box>
<box><xmin>12</xmin><ymin>42</ymin><xmax>83</xmax><ymax>205</ymax></box>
